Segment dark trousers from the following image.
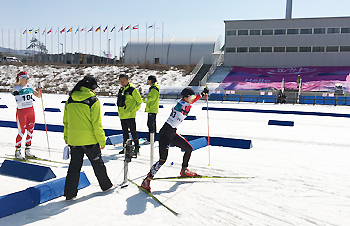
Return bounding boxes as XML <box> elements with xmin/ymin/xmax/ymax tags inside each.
<box><xmin>120</xmin><ymin>118</ymin><xmax>139</xmax><ymax>149</ymax></box>
<box><xmin>158</xmin><ymin>123</ymin><xmax>193</xmax><ymax>169</ymax></box>
<box><xmin>147</xmin><ymin>113</ymin><xmax>157</xmax><ymax>141</ymax></box>
<box><xmin>64</xmin><ymin>144</ymin><xmax>112</xmax><ymax>198</ymax></box>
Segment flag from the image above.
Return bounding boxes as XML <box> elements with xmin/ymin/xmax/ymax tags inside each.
<box><xmin>125</xmin><ymin>25</ymin><xmax>130</xmax><ymax>30</ymax></box>
<box><xmin>132</xmin><ymin>25</ymin><xmax>139</xmax><ymax>30</ymax></box>
<box><xmin>75</xmin><ymin>27</ymin><xmax>79</xmax><ymax>34</ymax></box>
<box><xmin>47</xmin><ymin>29</ymin><xmax>52</xmax><ymax>34</ymax></box>
<box><xmin>157</xmin><ymin>26</ymin><xmax>163</xmax><ymax>31</ymax></box>
<box><xmin>81</xmin><ymin>28</ymin><xmax>85</xmax><ymax>32</ymax></box>
<box><xmin>95</xmin><ymin>26</ymin><xmax>101</xmax><ymax>32</ymax></box>
<box><xmin>35</xmin><ymin>29</ymin><xmax>39</xmax><ymax>34</ymax></box>
<box><xmin>29</xmin><ymin>29</ymin><xmax>33</xmax><ymax>33</ymax></box>
<box><xmin>42</xmin><ymin>30</ymin><xmax>45</xmax><ymax>35</ymax></box>
<box><xmin>23</xmin><ymin>29</ymin><xmax>27</xmax><ymax>34</ymax></box>
<box><xmin>148</xmin><ymin>25</ymin><xmax>154</xmax><ymax>29</ymax></box>
<box><xmin>88</xmin><ymin>27</ymin><xmax>93</xmax><ymax>32</ymax></box>
<box><xmin>103</xmin><ymin>26</ymin><xmax>108</xmax><ymax>32</ymax></box>
<box><xmin>111</xmin><ymin>26</ymin><xmax>115</xmax><ymax>32</ymax></box>
<box><xmin>67</xmin><ymin>27</ymin><xmax>72</xmax><ymax>33</ymax></box>
<box><xmin>60</xmin><ymin>28</ymin><xmax>65</xmax><ymax>34</ymax></box>
<box><xmin>118</xmin><ymin>26</ymin><xmax>123</xmax><ymax>32</ymax></box>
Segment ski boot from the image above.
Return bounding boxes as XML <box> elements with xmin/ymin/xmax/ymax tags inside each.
<box><xmin>141</xmin><ymin>173</ymin><xmax>152</xmax><ymax>192</ymax></box>
<box><xmin>15</xmin><ymin>147</ymin><xmax>25</xmax><ymax>160</ymax></box>
<box><xmin>25</xmin><ymin>145</ymin><xmax>36</xmax><ymax>159</ymax></box>
<box><xmin>180</xmin><ymin>168</ymin><xmax>200</xmax><ymax>177</ymax></box>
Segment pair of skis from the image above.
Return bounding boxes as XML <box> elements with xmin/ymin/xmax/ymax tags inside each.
<box><xmin>129</xmin><ymin>175</ymin><xmax>255</xmax><ymax>216</ymax></box>
<box><xmin>1</xmin><ymin>154</ymin><xmax>68</xmax><ymax>167</ymax></box>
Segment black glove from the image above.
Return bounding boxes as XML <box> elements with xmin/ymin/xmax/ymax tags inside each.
<box><xmin>12</xmin><ymin>91</ymin><xmax>19</xmax><ymax>96</ymax></box>
<box><xmin>201</xmin><ymin>87</ymin><xmax>209</xmax><ymax>96</ymax></box>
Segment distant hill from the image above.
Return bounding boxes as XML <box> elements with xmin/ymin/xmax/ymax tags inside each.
<box><xmin>0</xmin><ymin>46</ymin><xmax>37</xmax><ymax>56</ymax></box>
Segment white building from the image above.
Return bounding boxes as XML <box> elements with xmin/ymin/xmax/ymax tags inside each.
<box><xmin>224</xmin><ymin>17</ymin><xmax>350</xmax><ymax>67</ymax></box>
<box><xmin>124</xmin><ymin>37</ymin><xmax>221</xmax><ymax>65</ymax></box>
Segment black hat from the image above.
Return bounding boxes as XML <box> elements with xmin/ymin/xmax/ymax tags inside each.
<box><xmin>181</xmin><ymin>87</ymin><xmax>195</xmax><ymax>97</ymax></box>
<box><xmin>82</xmin><ymin>76</ymin><xmax>98</xmax><ymax>90</ymax></box>
<box><xmin>148</xmin><ymin>75</ymin><xmax>157</xmax><ymax>83</ymax></box>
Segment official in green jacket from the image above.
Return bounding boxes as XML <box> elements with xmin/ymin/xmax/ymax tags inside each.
<box><xmin>63</xmin><ymin>76</ymin><xmax>112</xmax><ymax>200</ymax></box>
<box><xmin>143</xmin><ymin>75</ymin><xmax>160</xmax><ymax>142</ymax></box>
<box><xmin>117</xmin><ymin>74</ymin><xmax>142</xmax><ymax>156</ymax></box>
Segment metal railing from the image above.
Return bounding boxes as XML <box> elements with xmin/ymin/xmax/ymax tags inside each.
<box><xmin>199</xmin><ymin>52</ymin><xmax>224</xmax><ymax>86</ymax></box>
<box><xmin>187</xmin><ymin>57</ymin><xmax>204</xmax><ymax>86</ymax></box>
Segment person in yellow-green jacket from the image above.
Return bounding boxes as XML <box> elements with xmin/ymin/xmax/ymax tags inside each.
<box><xmin>117</xmin><ymin>74</ymin><xmax>142</xmax><ymax>156</ymax></box>
<box><xmin>63</xmin><ymin>76</ymin><xmax>113</xmax><ymax>201</ymax></box>
<box><xmin>143</xmin><ymin>75</ymin><xmax>160</xmax><ymax>143</ymax></box>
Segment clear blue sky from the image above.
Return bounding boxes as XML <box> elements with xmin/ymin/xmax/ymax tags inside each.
<box><xmin>1</xmin><ymin>0</ymin><xmax>350</xmax><ymax>58</ymax></box>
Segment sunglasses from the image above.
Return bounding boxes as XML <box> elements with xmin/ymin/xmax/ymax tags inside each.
<box><xmin>189</xmin><ymin>95</ymin><xmax>196</xmax><ymax>100</ymax></box>
<box><xmin>18</xmin><ymin>73</ymin><xmax>29</xmax><ymax>80</ymax></box>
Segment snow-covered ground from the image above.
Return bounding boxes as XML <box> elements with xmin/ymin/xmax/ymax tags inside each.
<box><xmin>0</xmin><ymin>65</ymin><xmax>194</xmax><ymax>95</ymax></box>
<box><xmin>1</xmin><ymin>91</ymin><xmax>350</xmax><ymax>226</ymax></box>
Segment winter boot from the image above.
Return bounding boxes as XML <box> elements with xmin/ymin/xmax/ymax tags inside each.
<box><xmin>25</xmin><ymin>145</ymin><xmax>36</xmax><ymax>159</ymax></box>
<box><xmin>15</xmin><ymin>147</ymin><xmax>25</xmax><ymax>160</ymax></box>
<box><xmin>180</xmin><ymin>168</ymin><xmax>200</xmax><ymax>177</ymax></box>
<box><xmin>141</xmin><ymin>173</ymin><xmax>152</xmax><ymax>192</ymax></box>
<box><xmin>132</xmin><ymin>147</ymin><xmax>139</xmax><ymax>158</ymax></box>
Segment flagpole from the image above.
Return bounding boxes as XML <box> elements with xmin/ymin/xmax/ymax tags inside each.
<box><xmin>122</xmin><ymin>24</ymin><xmax>123</xmax><ymax>63</ymax></box>
<box><xmin>145</xmin><ymin>23</ymin><xmax>147</xmax><ymax>63</ymax></box>
<box><xmin>26</xmin><ymin>28</ymin><xmax>27</xmax><ymax>56</ymax></box>
<box><xmin>107</xmin><ymin>25</ymin><xmax>109</xmax><ymax>62</ymax></box>
<box><xmin>20</xmin><ymin>28</ymin><xmax>22</xmax><ymax>55</ymax></box>
<box><xmin>153</xmin><ymin>22</ymin><xmax>155</xmax><ymax>64</ymax></box>
<box><xmin>85</xmin><ymin>26</ymin><xmax>87</xmax><ymax>57</ymax></box>
<box><xmin>78</xmin><ymin>27</ymin><xmax>80</xmax><ymax>54</ymax></box>
<box><xmin>14</xmin><ymin>29</ymin><xmax>16</xmax><ymax>54</ymax></box>
<box><xmin>114</xmin><ymin>24</ymin><xmax>116</xmax><ymax>62</ymax></box>
<box><xmin>45</xmin><ymin>27</ymin><xmax>47</xmax><ymax>63</ymax></box>
<box><xmin>51</xmin><ymin>28</ymin><xmax>53</xmax><ymax>63</ymax></box>
<box><xmin>92</xmin><ymin>26</ymin><xmax>94</xmax><ymax>63</ymax></box>
<box><xmin>137</xmin><ymin>23</ymin><xmax>140</xmax><ymax>64</ymax></box>
<box><xmin>162</xmin><ymin>22</ymin><xmax>164</xmax><ymax>64</ymax></box>
<box><xmin>100</xmin><ymin>25</ymin><xmax>102</xmax><ymax>62</ymax></box>
<box><xmin>8</xmin><ymin>29</ymin><xmax>10</xmax><ymax>54</ymax></box>
<box><xmin>64</xmin><ymin>27</ymin><xmax>66</xmax><ymax>64</ymax></box>
<box><xmin>71</xmin><ymin>26</ymin><xmax>73</xmax><ymax>55</ymax></box>
<box><xmin>57</xmin><ymin>26</ymin><xmax>59</xmax><ymax>57</ymax></box>
<box><xmin>130</xmin><ymin>24</ymin><xmax>131</xmax><ymax>64</ymax></box>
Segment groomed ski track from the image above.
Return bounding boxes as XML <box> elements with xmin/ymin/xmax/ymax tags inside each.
<box><xmin>0</xmin><ymin>94</ymin><xmax>349</xmax><ymax>225</ymax></box>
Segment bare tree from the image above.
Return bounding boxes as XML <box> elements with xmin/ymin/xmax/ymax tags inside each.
<box><xmin>27</xmin><ymin>37</ymin><xmax>48</xmax><ymax>55</ymax></box>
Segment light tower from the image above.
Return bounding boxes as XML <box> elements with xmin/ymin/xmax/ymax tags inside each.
<box><xmin>286</xmin><ymin>0</ymin><xmax>293</xmax><ymax>19</ymax></box>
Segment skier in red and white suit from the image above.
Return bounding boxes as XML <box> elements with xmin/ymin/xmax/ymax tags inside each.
<box><xmin>141</xmin><ymin>87</ymin><xmax>209</xmax><ymax>192</ymax></box>
<box><xmin>12</xmin><ymin>71</ymin><xmax>41</xmax><ymax>159</ymax></box>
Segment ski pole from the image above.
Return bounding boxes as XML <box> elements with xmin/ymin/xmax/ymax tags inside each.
<box><xmin>206</xmin><ymin>85</ymin><xmax>210</xmax><ymax>166</ymax></box>
<box><xmin>38</xmin><ymin>82</ymin><xmax>51</xmax><ymax>157</ymax></box>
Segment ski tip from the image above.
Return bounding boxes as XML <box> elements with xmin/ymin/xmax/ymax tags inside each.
<box><xmin>208</xmin><ymin>163</ymin><xmax>210</xmax><ymax>166</ymax></box>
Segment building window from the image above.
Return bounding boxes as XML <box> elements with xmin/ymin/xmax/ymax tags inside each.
<box><xmin>326</xmin><ymin>46</ymin><xmax>339</xmax><ymax>52</ymax></box>
<box><xmin>327</xmin><ymin>28</ymin><xmax>340</xmax><ymax>34</ymax></box>
<box><xmin>314</xmin><ymin>28</ymin><xmax>326</xmax><ymax>34</ymax></box>
<box><xmin>274</xmin><ymin>47</ymin><xmax>285</xmax><ymax>52</ymax></box>
<box><xmin>340</xmin><ymin>46</ymin><xmax>350</xmax><ymax>52</ymax></box>
<box><xmin>249</xmin><ymin>47</ymin><xmax>260</xmax><ymax>52</ymax></box>
<box><xmin>312</xmin><ymin>46</ymin><xmax>325</xmax><ymax>52</ymax></box>
<box><xmin>299</xmin><ymin>47</ymin><xmax>311</xmax><ymax>52</ymax></box>
<box><xmin>341</xmin><ymin>28</ymin><xmax>350</xmax><ymax>33</ymax></box>
<box><xmin>274</xmin><ymin>29</ymin><xmax>286</xmax><ymax>35</ymax></box>
<box><xmin>227</xmin><ymin>30</ymin><xmax>236</xmax><ymax>36</ymax></box>
<box><xmin>287</xmin><ymin>29</ymin><xmax>299</xmax><ymax>35</ymax></box>
<box><xmin>262</xmin><ymin>29</ymin><xmax>273</xmax><ymax>35</ymax></box>
<box><xmin>226</xmin><ymin>47</ymin><xmax>236</xmax><ymax>53</ymax></box>
<box><xmin>238</xmin><ymin>30</ymin><xmax>248</xmax><ymax>35</ymax></box>
<box><xmin>250</xmin><ymin>30</ymin><xmax>261</xmax><ymax>35</ymax></box>
<box><xmin>237</xmin><ymin>47</ymin><xmax>248</xmax><ymax>52</ymax></box>
<box><xmin>286</xmin><ymin>47</ymin><xmax>298</xmax><ymax>52</ymax></box>
<box><xmin>300</xmin><ymin>28</ymin><xmax>312</xmax><ymax>34</ymax></box>
<box><xmin>261</xmin><ymin>47</ymin><xmax>272</xmax><ymax>52</ymax></box>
